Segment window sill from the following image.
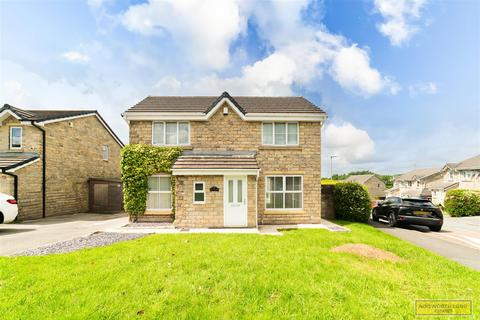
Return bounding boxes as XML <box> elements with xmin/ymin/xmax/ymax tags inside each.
<box><xmin>152</xmin><ymin>145</ymin><xmax>193</xmax><ymax>150</ymax></box>
<box><xmin>145</xmin><ymin>209</ymin><xmax>172</xmax><ymax>215</ymax></box>
<box><xmin>264</xmin><ymin>210</ymin><xmax>305</xmax><ymax>215</ymax></box>
<box><xmin>259</xmin><ymin>146</ymin><xmax>302</xmax><ymax>151</ymax></box>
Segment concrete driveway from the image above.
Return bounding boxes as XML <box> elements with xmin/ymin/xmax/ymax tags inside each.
<box><xmin>0</xmin><ymin>213</ymin><xmax>129</xmax><ymax>256</ymax></box>
<box><xmin>370</xmin><ymin>216</ymin><xmax>480</xmax><ymax>271</ymax></box>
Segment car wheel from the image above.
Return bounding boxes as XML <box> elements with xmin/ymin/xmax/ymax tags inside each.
<box><xmin>372</xmin><ymin>209</ymin><xmax>379</xmax><ymax>222</ymax></box>
<box><xmin>387</xmin><ymin>212</ymin><xmax>397</xmax><ymax>227</ymax></box>
<box><xmin>429</xmin><ymin>225</ymin><xmax>442</xmax><ymax>232</ymax></box>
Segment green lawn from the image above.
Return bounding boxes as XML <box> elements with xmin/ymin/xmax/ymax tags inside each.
<box><xmin>0</xmin><ymin>223</ymin><xmax>478</xmax><ymax>319</ymax></box>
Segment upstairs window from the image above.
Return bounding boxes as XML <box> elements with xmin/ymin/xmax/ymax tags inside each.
<box><xmin>10</xmin><ymin>127</ymin><xmax>22</xmax><ymax>149</ymax></box>
<box><xmin>262</xmin><ymin>122</ymin><xmax>298</xmax><ymax>145</ymax></box>
<box><xmin>152</xmin><ymin>121</ymin><xmax>189</xmax><ymax>145</ymax></box>
<box><xmin>147</xmin><ymin>176</ymin><xmax>172</xmax><ymax>210</ymax></box>
<box><xmin>101</xmin><ymin>145</ymin><xmax>109</xmax><ymax>161</ymax></box>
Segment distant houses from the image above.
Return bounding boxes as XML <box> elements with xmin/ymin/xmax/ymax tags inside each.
<box><xmin>385</xmin><ymin>154</ymin><xmax>480</xmax><ymax>205</ymax></box>
<box><xmin>344</xmin><ymin>174</ymin><xmax>385</xmax><ymax>198</ymax></box>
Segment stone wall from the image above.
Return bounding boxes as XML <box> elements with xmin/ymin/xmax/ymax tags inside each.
<box><xmin>174</xmin><ymin>175</ymin><xmax>257</xmax><ymax>228</ymax></box>
<box><xmin>0</xmin><ymin>114</ymin><xmax>122</xmax><ymax>220</ymax></box>
<box><xmin>44</xmin><ymin>115</ymin><xmax>122</xmax><ymax>217</ymax></box>
<box><xmin>365</xmin><ymin>176</ymin><xmax>386</xmax><ymax>199</ymax></box>
<box><xmin>0</xmin><ymin>116</ymin><xmax>43</xmax><ymax>219</ymax></box>
<box><xmin>321</xmin><ymin>184</ymin><xmax>335</xmax><ymax>220</ymax></box>
<box><xmin>129</xmin><ymin>102</ymin><xmax>322</xmax><ymax>225</ymax></box>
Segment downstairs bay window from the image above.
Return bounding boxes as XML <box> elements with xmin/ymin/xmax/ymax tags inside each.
<box><xmin>147</xmin><ymin>175</ymin><xmax>172</xmax><ymax>210</ymax></box>
<box><xmin>265</xmin><ymin>176</ymin><xmax>303</xmax><ymax>209</ymax></box>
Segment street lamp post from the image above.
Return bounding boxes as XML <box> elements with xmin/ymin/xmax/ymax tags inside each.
<box><xmin>330</xmin><ymin>155</ymin><xmax>337</xmax><ymax>179</ymax></box>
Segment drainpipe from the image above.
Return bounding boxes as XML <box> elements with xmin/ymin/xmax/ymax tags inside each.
<box><xmin>31</xmin><ymin>121</ymin><xmax>46</xmax><ymax>219</ymax></box>
<box><xmin>2</xmin><ymin>171</ymin><xmax>18</xmax><ymax>200</ymax></box>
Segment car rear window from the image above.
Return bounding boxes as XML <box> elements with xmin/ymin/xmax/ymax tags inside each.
<box><xmin>402</xmin><ymin>199</ymin><xmax>435</xmax><ymax>207</ymax></box>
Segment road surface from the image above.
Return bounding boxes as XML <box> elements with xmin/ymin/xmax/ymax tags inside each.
<box><xmin>370</xmin><ymin>216</ymin><xmax>480</xmax><ymax>270</ymax></box>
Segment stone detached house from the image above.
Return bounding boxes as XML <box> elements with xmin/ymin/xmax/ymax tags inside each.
<box><xmin>344</xmin><ymin>174</ymin><xmax>385</xmax><ymax>198</ymax></box>
<box><xmin>123</xmin><ymin>92</ymin><xmax>327</xmax><ymax>227</ymax></box>
<box><xmin>385</xmin><ymin>154</ymin><xmax>480</xmax><ymax>206</ymax></box>
<box><xmin>385</xmin><ymin>168</ymin><xmax>440</xmax><ymax>199</ymax></box>
<box><xmin>0</xmin><ymin>104</ymin><xmax>124</xmax><ymax>221</ymax></box>
<box><xmin>429</xmin><ymin>154</ymin><xmax>480</xmax><ymax>205</ymax></box>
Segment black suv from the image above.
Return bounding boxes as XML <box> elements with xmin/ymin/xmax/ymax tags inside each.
<box><xmin>372</xmin><ymin>197</ymin><xmax>443</xmax><ymax>231</ymax></box>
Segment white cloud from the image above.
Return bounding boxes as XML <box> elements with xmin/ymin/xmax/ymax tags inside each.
<box><xmin>153</xmin><ymin>76</ymin><xmax>182</xmax><ymax>94</ymax></box>
<box><xmin>121</xmin><ymin>0</ymin><xmax>248</xmax><ymax>70</ymax></box>
<box><xmin>120</xmin><ymin>0</ymin><xmax>397</xmax><ymax>97</ymax></box>
<box><xmin>408</xmin><ymin>82</ymin><xmax>438</xmax><ymax>96</ymax></box>
<box><xmin>87</xmin><ymin>0</ymin><xmax>107</xmax><ymax>8</ymax></box>
<box><xmin>61</xmin><ymin>51</ymin><xmax>90</xmax><ymax>63</ymax></box>
<box><xmin>374</xmin><ymin>0</ymin><xmax>427</xmax><ymax>46</ymax></box>
<box><xmin>0</xmin><ymin>59</ymin><xmax>130</xmax><ymax>142</ymax></box>
<box><xmin>323</xmin><ymin>122</ymin><xmax>375</xmax><ymax>165</ymax></box>
<box><xmin>330</xmin><ymin>45</ymin><xmax>399</xmax><ymax>97</ymax></box>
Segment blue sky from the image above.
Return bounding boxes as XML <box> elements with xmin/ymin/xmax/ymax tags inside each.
<box><xmin>1</xmin><ymin>0</ymin><xmax>479</xmax><ymax>175</ymax></box>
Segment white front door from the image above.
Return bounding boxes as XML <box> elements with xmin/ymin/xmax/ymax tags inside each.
<box><xmin>224</xmin><ymin>176</ymin><xmax>248</xmax><ymax>227</ymax></box>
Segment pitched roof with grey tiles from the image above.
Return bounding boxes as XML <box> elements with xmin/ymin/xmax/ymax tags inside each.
<box><xmin>126</xmin><ymin>92</ymin><xmax>326</xmax><ymax>114</ymax></box>
<box><xmin>396</xmin><ymin>168</ymin><xmax>440</xmax><ymax>181</ymax></box>
<box><xmin>1</xmin><ymin>104</ymin><xmax>96</xmax><ymax>122</ymax></box>
<box><xmin>0</xmin><ymin>152</ymin><xmax>39</xmax><ymax>171</ymax></box>
<box><xmin>344</xmin><ymin>174</ymin><xmax>377</xmax><ymax>184</ymax></box>
<box><xmin>454</xmin><ymin>154</ymin><xmax>480</xmax><ymax>170</ymax></box>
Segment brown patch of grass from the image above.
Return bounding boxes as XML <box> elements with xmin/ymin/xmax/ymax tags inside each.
<box><xmin>331</xmin><ymin>243</ymin><xmax>404</xmax><ymax>262</ymax></box>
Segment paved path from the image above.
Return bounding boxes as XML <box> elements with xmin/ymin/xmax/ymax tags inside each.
<box><xmin>0</xmin><ymin>213</ymin><xmax>129</xmax><ymax>256</ymax></box>
<box><xmin>370</xmin><ymin>216</ymin><xmax>480</xmax><ymax>271</ymax></box>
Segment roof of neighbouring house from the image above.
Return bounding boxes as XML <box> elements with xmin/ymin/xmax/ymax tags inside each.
<box><xmin>126</xmin><ymin>92</ymin><xmax>326</xmax><ymax>114</ymax></box>
<box><xmin>427</xmin><ymin>180</ymin><xmax>459</xmax><ymax>191</ymax></box>
<box><xmin>172</xmin><ymin>151</ymin><xmax>259</xmax><ymax>170</ymax></box>
<box><xmin>345</xmin><ymin>174</ymin><xmax>379</xmax><ymax>185</ymax></box>
<box><xmin>0</xmin><ymin>104</ymin><xmax>124</xmax><ymax>147</ymax></box>
<box><xmin>395</xmin><ymin>168</ymin><xmax>440</xmax><ymax>181</ymax></box>
<box><xmin>453</xmin><ymin>154</ymin><xmax>480</xmax><ymax>170</ymax></box>
<box><xmin>0</xmin><ymin>152</ymin><xmax>39</xmax><ymax>172</ymax></box>
<box><xmin>0</xmin><ymin>104</ymin><xmax>97</xmax><ymax>122</ymax></box>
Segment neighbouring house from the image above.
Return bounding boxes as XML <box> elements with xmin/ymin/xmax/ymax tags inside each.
<box><xmin>0</xmin><ymin>104</ymin><xmax>124</xmax><ymax>221</ymax></box>
<box><xmin>344</xmin><ymin>174</ymin><xmax>385</xmax><ymax>198</ymax></box>
<box><xmin>123</xmin><ymin>92</ymin><xmax>327</xmax><ymax>227</ymax></box>
<box><xmin>429</xmin><ymin>154</ymin><xmax>480</xmax><ymax>205</ymax></box>
<box><xmin>385</xmin><ymin>168</ymin><xmax>440</xmax><ymax>199</ymax></box>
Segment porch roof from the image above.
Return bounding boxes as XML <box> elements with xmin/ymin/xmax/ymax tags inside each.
<box><xmin>0</xmin><ymin>152</ymin><xmax>40</xmax><ymax>172</ymax></box>
<box><xmin>172</xmin><ymin>151</ymin><xmax>259</xmax><ymax>175</ymax></box>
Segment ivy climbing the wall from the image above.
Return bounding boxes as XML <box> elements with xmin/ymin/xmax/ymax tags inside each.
<box><xmin>121</xmin><ymin>144</ymin><xmax>182</xmax><ymax>217</ymax></box>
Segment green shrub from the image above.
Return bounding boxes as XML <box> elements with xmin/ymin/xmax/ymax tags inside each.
<box><xmin>121</xmin><ymin>144</ymin><xmax>182</xmax><ymax>216</ymax></box>
<box><xmin>444</xmin><ymin>189</ymin><xmax>480</xmax><ymax>217</ymax></box>
<box><xmin>333</xmin><ymin>182</ymin><xmax>371</xmax><ymax>223</ymax></box>
<box><xmin>321</xmin><ymin>179</ymin><xmax>338</xmax><ymax>185</ymax></box>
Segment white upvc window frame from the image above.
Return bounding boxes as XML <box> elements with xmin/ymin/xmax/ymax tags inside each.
<box><xmin>262</xmin><ymin>122</ymin><xmax>299</xmax><ymax>146</ymax></box>
<box><xmin>101</xmin><ymin>145</ymin><xmax>109</xmax><ymax>161</ymax></box>
<box><xmin>10</xmin><ymin>127</ymin><xmax>22</xmax><ymax>149</ymax></box>
<box><xmin>265</xmin><ymin>175</ymin><xmax>303</xmax><ymax>210</ymax></box>
<box><xmin>152</xmin><ymin>121</ymin><xmax>190</xmax><ymax>146</ymax></box>
<box><xmin>193</xmin><ymin>181</ymin><xmax>206</xmax><ymax>204</ymax></box>
<box><xmin>147</xmin><ymin>175</ymin><xmax>172</xmax><ymax>210</ymax></box>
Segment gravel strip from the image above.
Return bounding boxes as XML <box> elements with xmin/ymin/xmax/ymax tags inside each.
<box><xmin>14</xmin><ymin>232</ymin><xmax>148</xmax><ymax>256</ymax></box>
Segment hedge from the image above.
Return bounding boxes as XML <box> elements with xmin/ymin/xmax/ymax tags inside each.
<box><xmin>121</xmin><ymin>145</ymin><xmax>182</xmax><ymax>217</ymax></box>
<box><xmin>444</xmin><ymin>189</ymin><xmax>480</xmax><ymax>217</ymax></box>
<box><xmin>333</xmin><ymin>182</ymin><xmax>371</xmax><ymax>223</ymax></box>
